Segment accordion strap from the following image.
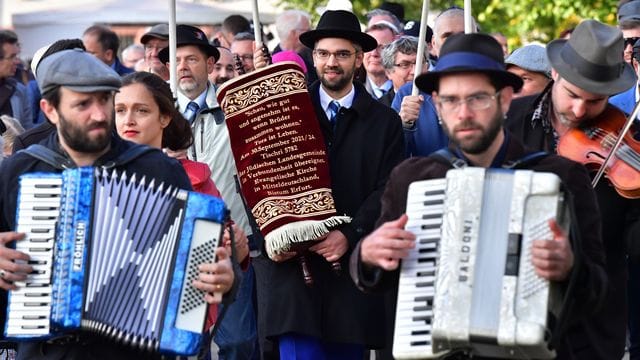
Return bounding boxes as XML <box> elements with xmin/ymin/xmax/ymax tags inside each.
<box><xmin>19</xmin><ymin>143</ymin><xmax>157</xmax><ymax>170</ymax></box>
<box><xmin>432</xmin><ymin>148</ymin><xmax>549</xmax><ymax>169</ymax></box>
<box><xmin>19</xmin><ymin>144</ymin><xmax>74</xmax><ymax>169</ymax></box>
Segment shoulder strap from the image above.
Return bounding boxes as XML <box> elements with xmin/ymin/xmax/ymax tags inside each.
<box><xmin>430</xmin><ymin>148</ymin><xmax>467</xmax><ymax>169</ymax></box>
<box><xmin>502</xmin><ymin>151</ymin><xmax>549</xmax><ymax>169</ymax></box>
<box><xmin>20</xmin><ymin>144</ymin><xmax>158</xmax><ymax>170</ymax></box>
<box><xmin>19</xmin><ymin>144</ymin><xmax>74</xmax><ymax>169</ymax></box>
<box><xmin>100</xmin><ymin>144</ymin><xmax>157</xmax><ymax>169</ymax></box>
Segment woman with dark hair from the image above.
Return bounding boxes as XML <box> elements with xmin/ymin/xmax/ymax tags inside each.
<box><xmin>115</xmin><ymin>71</ymin><xmax>220</xmax><ymax>195</ymax></box>
<box><xmin>114</xmin><ymin>72</ymin><xmax>250</xmax><ymax>339</ymax></box>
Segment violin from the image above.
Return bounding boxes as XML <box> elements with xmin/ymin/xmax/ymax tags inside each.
<box><xmin>557</xmin><ymin>105</ymin><xmax>640</xmax><ymax>199</ymax></box>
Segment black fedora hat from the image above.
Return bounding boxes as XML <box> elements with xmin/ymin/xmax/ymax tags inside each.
<box><xmin>415</xmin><ymin>33</ymin><xmax>523</xmax><ymax>94</ymax></box>
<box><xmin>158</xmin><ymin>25</ymin><xmax>219</xmax><ymax>64</ymax></box>
<box><xmin>547</xmin><ymin>19</ymin><xmax>635</xmax><ymax>96</ymax></box>
<box><xmin>300</xmin><ymin>10</ymin><xmax>377</xmax><ymax>52</ymax></box>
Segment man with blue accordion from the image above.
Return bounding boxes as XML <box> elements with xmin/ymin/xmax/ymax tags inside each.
<box><xmin>0</xmin><ymin>49</ymin><xmax>235</xmax><ymax>359</ymax></box>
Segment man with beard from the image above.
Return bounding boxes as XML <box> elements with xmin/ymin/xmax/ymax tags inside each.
<box><xmin>158</xmin><ymin>24</ymin><xmax>258</xmax><ymax>359</ymax></box>
<box><xmin>158</xmin><ymin>24</ymin><xmax>253</xmax><ymax>269</ymax></box>
<box><xmin>209</xmin><ymin>46</ymin><xmax>236</xmax><ymax>87</ymax></box>
<box><xmin>506</xmin><ymin>19</ymin><xmax>640</xmax><ymax>359</ymax></box>
<box><xmin>0</xmin><ymin>49</ymin><xmax>235</xmax><ymax>359</ymax></box>
<box><xmin>254</xmin><ymin>9</ymin><xmax>404</xmax><ymax>359</ymax></box>
<box><xmin>351</xmin><ymin>33</ymin><xmax>607</xmax><ymax>359</ymax></box>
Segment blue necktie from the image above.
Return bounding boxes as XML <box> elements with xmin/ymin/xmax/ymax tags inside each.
<box><xmin>328</xmin><ymin>100</ymin><xmax>340</xmax><ymax>129</ymax></box>
<box><xmin>186</xmin><ymin>101</ymin><xmax>200</xmax><ymax>123</ymax></box>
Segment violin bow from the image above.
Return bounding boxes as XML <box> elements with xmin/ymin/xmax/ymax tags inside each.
<box><xmin>591</xmin><ymin>99</ymin><xmax>640</xmax><ymax>188</ymax></box>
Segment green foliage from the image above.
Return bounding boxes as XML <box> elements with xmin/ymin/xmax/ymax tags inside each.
<box><xmin>277</xmin><ymin>0</ymin><xmax>620</xmax><ymax>47</ymax></box>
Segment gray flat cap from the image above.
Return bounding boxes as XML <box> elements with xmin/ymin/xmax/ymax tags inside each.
<box><xmin>141</xmin><ymin>23</ymin><xmax>169</xmax><ymax>44</ymax></box>
<box><xmin>505</xmin><ymin>44</ymin><xmax>551</xmax><ymax>78</ymax></box>
<box><xmin>619</xmin><ymin>1</ymin><xmax>640</xmax><ymax>23</ymax></box>
<box><xmin>37</xmin><ymin>49</ymin><xmax>121</xmax><ymax>95</ymax></box>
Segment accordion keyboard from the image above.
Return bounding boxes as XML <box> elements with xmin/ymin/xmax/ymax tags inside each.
<box><xmin>393</xmin><ymin>179</ymin><xmax>447</xmax><ymax>360</ymax></box>
<box><xmin>6</xmin><ymin>176</ymin><xmax>62</xmax><ymax>336</ymax></box>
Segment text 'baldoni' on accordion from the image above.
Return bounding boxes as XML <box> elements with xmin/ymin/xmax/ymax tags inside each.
<box><xmin>393</xmin><ymin>167</ymin><xmax>570</xmax><ymax>360</ymax></box>
<box><xmin>4</xmin><ymin>167</ymin><xmax>228</xmax><ymax>356</ymax></box>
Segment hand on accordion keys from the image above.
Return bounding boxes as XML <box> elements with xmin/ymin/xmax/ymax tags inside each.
<box><xmin>531</xmin><ymin>219</ymin><xmax>574</xmax><ymax>281</ymax></box>
<box><xmin>359</xmin><ymin>214</ymin><xmax>416</xmax><ymax>271</ymax></box>
<box><xmin>0</xmin><ymin>231</ymin><xmax>32</xmax><ymax>291</ymax></box>
<box><xmin>193</xmin><ymin>246</ymin><xmax>235</xmax><ymax>304</ymax></box>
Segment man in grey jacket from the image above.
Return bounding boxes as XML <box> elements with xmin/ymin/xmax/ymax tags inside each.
<box><xmin>159</xmin><ymin>24</ymin><xmax>257</xmax><ymax>360</ymax></box>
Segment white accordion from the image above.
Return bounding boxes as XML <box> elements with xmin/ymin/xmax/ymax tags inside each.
<box><xmin>393</xmin><ymin>167</ymin><xmax>569</xmax><ymax>359</ymax></box>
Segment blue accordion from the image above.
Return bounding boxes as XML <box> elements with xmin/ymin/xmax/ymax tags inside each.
<box><xmin>4</xmin><ymin>167</ymin><xmax>228</xmax><ymax>356</ymax></box>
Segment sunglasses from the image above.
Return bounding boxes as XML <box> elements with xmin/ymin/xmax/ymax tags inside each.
<box><xmin>624</xmin><ymin>36</ymin><xmax>640</xmax><ymax>47</ymax></box>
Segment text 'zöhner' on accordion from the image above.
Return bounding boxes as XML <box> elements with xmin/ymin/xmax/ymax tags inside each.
<box><xmin>393</xmin><ymin>167</ymin><xmax>569</xmax><ymax>359</ymax></box>
<box><xmin>4</xmin><ymin>167</ymin><xmax>229</xmax><ymax>356</ymax></box>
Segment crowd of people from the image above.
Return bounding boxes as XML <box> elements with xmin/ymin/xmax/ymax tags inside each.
<box><xmin>0</xmin><ymin>0</ymin><xmax>637</xmax><ymax>360</ymax></box>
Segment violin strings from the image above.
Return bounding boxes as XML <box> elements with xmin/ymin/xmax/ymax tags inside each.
<box><xmin>618</xmin><ymin>145</ymin><xmax>640</xmax><ymax>170</ymax></box>
<box><xmin>588</xmin><ymin>128</ymin><xmax>640</xmax><ymax>169</ymax></box>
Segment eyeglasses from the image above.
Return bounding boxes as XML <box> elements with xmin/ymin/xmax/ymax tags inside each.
<box><xmin>234</xmin><ymin>54</ymin><xmax>253</xmax><ymax>62</ymax></box>
<box><xmin>624</xmin><ymin>37</ymin><xmax>640</xmax><ymax>48</ymax></box>
<box><xmin>437</xmin><ymin>91</ymin><xmax>501</xmax><ymax>113</ymax></box>
<box><xmin>313</xmin><ymin>49</ymin><xmax>356</xmax><ymax>61</ymax></box>
<box><xmin>393</xmin><ymin>61</ymin><xmax>416</xmax><ymax>70</ymax></box>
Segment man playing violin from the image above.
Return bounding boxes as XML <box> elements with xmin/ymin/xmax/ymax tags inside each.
<box><xmin>507</xmin><ymin>19</ymin><xmax>640</xmax><ymax>359</ymax></box>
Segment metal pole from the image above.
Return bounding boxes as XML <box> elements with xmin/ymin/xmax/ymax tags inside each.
<box><xmin>252</xmin><ymin>0</ymin><xmax>262</xmax><ymax>47</ymax></box>
<box><xmin>411</xmin><ymin>0</ymin><xmax>430</xmax><ymax>96</ymax></box>
<box><xmin>464</xmin><ymin>0</ymin><xmax>473</xmax><ymax>33</ymax></box>
<box><xmin>169</xmin><ymin>0</ymin><xmax>177</xmax><ymax>97</ymax></box>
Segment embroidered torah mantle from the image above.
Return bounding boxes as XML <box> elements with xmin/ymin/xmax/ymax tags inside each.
<box><xmin>217</xmin><ymin>62</ymin><xmax>350</xmax><ymax>259</ymax></box>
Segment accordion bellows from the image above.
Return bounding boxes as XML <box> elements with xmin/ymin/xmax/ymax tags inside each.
<box><xmin>5</xmin><ymin>167</ymin><xmax>228</xmax><ymax>356</ymax></box>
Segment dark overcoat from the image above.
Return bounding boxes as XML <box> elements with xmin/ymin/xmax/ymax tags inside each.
<box><xmin>507</xmin><ymin>95</ymin><xmax>636</xmax><ymax>359</ymax></box>
<box><xmin>255</xmin><ymin>80</ymin><xmax>405</xmax><ymax>348</ymax></box>
<box><xmin>350</xmin><ymin>133</ymin><xmax>608</xmax><ymax>359</ymax></box>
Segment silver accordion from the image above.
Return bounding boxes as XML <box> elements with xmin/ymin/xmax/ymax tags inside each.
<box><xmin>393</xmin><ymin>167</ymin><xmax>569</xmax><ymax>359</ymax></box>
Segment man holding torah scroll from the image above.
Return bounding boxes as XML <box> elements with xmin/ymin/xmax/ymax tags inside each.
<box><xmin>226</xmin><ymin>9</ymin><xmax>404</xmax><ymax>359</ymax></box>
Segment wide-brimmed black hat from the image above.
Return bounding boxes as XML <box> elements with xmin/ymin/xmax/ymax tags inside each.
<box><xmin>547</xmin><ymin>19</ymin><xmax>635</xmax><ymax>96</ymax></box>
<box><xmin>300</xmin><ymin>10</ymin><xmax>377</xmax><ymax>52</ymax></box>
<box><xmin>158</xmin><ymin>25</ymin><xmax>219</xmax><ymax>63</ymax></box>
<box><xmin>415</xmin><ymin>33</ymin><xmax>523</xmax><ymax>93</ymax></box>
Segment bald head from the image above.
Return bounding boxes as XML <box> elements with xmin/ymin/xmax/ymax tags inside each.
<box><xmin>432</xmin><ymin>8</ymin><xmax>477</xmax><ymax>56</ymax></box>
